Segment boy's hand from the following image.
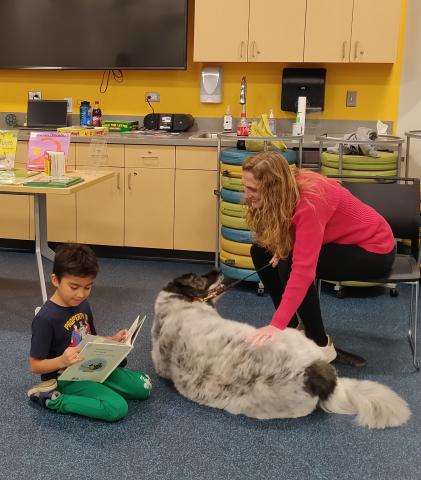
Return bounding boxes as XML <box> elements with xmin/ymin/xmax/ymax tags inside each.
<box><xmin>111</xmin><ymin>329</ymin><xmax>128</xmax><ymax>343</ymax></box>
<box><xmin>60</xmin><ymin>346</ymin><xmax>82</xmax><ymax>368</ymax></box>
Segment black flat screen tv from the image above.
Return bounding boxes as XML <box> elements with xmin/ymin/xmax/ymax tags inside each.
<box><xmin>0</xmin><ymin>0</ymin><xmax>188</xmax><ymax>70</ymax></box>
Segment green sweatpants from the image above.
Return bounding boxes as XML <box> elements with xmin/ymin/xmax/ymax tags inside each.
<box><xmin>47</xmin><ymin>368</ymin><xmax>152</xmax><ymax>422</ymax></box>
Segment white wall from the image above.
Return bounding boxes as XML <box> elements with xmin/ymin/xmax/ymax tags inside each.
<box><xmin>397</xmin><ymin>0</ymin><xmax>421</xmax><ymax>177</ymax></box>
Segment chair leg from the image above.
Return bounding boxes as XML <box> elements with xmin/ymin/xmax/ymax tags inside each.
<box><xmin>408</xmin><ymin>281</ymin><xmax>420</xmax><ymax>370</ymax></box>
<box><xmin>317</xmin><ymin>279</ymin><xmax>321</xmax><ymax>299</ymax></box>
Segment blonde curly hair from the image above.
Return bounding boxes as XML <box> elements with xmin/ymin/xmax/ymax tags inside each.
<box><xmin>242</xmin><ymin>151</ymin><xmax>324</xmax><ymax>259</ymax></box>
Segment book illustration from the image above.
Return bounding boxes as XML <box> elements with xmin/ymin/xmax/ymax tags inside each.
<box><xmin>27</xmin><ymin>131</ymin><xmax>71</xmax><ymax>171</ymax></box>
<box><xmin>79</xmin><ymin>358</ymin><xmax>106</xmax><ymax>372</ymax></box>
<box><xmin>58</xmin><ymin>314</ymin><xmax>145</xmax><ymax>383</ymax></box>
<box><xmin>0</xmin><ymin>130</ymin><xmax>18</xmax><ymax>170</ymax></box>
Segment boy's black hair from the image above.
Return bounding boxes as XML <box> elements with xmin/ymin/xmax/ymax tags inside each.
<box><xmin>53</xmin><ymin>243</ymin><xmax>99</xmax><ymax>280</ymax></box>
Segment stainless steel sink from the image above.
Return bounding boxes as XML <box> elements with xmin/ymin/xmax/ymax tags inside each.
<box><xmin>189</xmin><ymin>132</ymin><xmax>220</xmax><ymax>139</ymax></box>
<box><xmin>189</xmin><ymin>132</ymin><xmax>236</xmax><ymax>140</ymax></box>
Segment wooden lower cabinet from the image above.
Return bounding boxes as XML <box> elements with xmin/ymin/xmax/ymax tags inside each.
<box><xmin>174</xmin><ymin>170</ymin><xmax>217</xmax><ymax>252</ymax></box>
<box><xmin>124</xmin><ymin>168</ymin><xmax>174</xmax><ymax>249</ymax></box>
<box><xmin>2</xmin><ymin>141</ymin><xmax>219</xmax><ymax>253</ymax></box>
<box><xmin>0</xmin><ymin>195</ymin><xmax>31</xmax><ymax>239</ymax></box>
<box><xmin>76</xmin><ymin>167</ymin><xmax>124</xmax><ymax>246</ymax></box>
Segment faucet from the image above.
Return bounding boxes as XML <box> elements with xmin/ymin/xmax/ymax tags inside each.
<box><xmin>240</xmin><ymin>76</ymin><xmax>247</xmax><ymax>115</ymax></box>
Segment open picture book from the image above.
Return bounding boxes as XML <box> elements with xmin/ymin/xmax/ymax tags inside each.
<box><xmin>58</xmin><ymin>314</ymin><xmax>145</xmax><ymax>383</ymax></box>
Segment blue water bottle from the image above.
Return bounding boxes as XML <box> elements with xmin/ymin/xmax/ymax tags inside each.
<box><xmin>80</xmin><ymin>101</ymin><xmax>92</xmax><ymax>126</ymax></box>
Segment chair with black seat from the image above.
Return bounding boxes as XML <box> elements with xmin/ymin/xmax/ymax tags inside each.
<box><xmin>317</xmin><ymin>176</ymin><xmax>420</xmax><ymax>369</ymax></box>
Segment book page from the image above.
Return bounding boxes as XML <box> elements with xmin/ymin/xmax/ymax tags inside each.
<box><xmin>125</xmin><ymin>314</ymin><xmax>146</xmax><ymax>346</ymax></box>
<box><xmin>58</xmin><ymin>342</ymin><xmax>132</xmax><ymax>383</ymax></box>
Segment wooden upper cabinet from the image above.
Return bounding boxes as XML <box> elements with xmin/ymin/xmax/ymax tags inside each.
<box><xmin>305</xmin><ymin>0</ymin><xmax>401</xmax><ymax>63</ymax></box>
<box><xmin>304</xmin><ymin>0</ymin><xmax>353</xmax><ymax>62</ymax></box>
<box><xmin>248</xmin><ymin>0</ymin><xmax>306</xmax><ymax>62</ymax></box>
<box><xmin>193</xmin><ymin>0</ymin><xmax>305</xmax><ymax>62</ymax></box>
<box><xmin>351</xmin><ymin>0</ymin><xmax>401</xmax><ymax>63</ymax></box>
<box><xmin>193</xmin><ymin>0</ymin><xmax>249</xmax><ymax>62</ymax></box>
<box><xmin>194</xmin><ymin>0</ymin><xmax>401</xmax><ymax>63</ymax></box>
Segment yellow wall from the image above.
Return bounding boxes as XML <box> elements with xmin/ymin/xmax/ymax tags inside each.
<box><xmin>0</xmin><ymin>0</ymin><xmax>406</xmax><ymax>124</ymax></box>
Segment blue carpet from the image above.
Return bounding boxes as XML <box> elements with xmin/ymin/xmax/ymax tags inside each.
<box><xmin>0</xmin><ymin>251</ymin><xmax>419</xmax><ymax>480</ymax></box>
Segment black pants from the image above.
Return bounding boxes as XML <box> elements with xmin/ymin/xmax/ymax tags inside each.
<box><xmin>250</xmin><ymin>243</ymin><xmax>395</xmax><ymax>346</ymax></box>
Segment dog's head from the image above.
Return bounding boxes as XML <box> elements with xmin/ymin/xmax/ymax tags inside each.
<box><xmin>163</xmin><ymin>270</ymin><xmax>223</xmax><ymax>302</ymax></box>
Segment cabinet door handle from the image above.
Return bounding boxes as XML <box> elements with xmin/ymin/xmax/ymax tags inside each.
<box><xmin>240</xmin><ymin>41</ymin><xmax>245</xmax><ymax>59</ymax></box>
<box><xmin>342</xmin><ymin>41</ymin><xmax>347</xmax><ymax>60</ymax></box>
<box><xmin>128</xmin><ymin>172</ymin><xmax>132</xmax><ymax>190</ymax></box>
<box><xmin>354</xmin><ymin>41</ymin><xmax>359</xmax><ymax>60</ymax></box>
<box><xmin>116</xmin><ymin>172</ymin><xmax>121</xmax><ymax>190</ymax></box>
<box><xmin>141</xmin><ymin>155</ymin><xmax>159</xmax><ymax>166</ymax></box>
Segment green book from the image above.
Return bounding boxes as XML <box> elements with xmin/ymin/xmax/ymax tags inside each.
<box><xmin>23</xmin><ymin>176</ymin><xmax>84</xmax><ymax>188</ymax></box>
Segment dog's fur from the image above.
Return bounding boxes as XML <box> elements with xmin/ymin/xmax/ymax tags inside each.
<box><xmin>152</xmin><ymin>271</ymin><xmax>411</xmax><ymax>428</ymax></box>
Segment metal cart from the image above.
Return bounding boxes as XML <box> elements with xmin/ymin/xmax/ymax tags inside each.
<box><xmin>214</xmin><ymin>133</ymin><xmax>304</xmax><ymax>270</ymax></box>
<box><xmin>404</xmin><ymin>130</ymin><xmax>421</xmax><ymax>177</ymax></box>
<box><xmin>317</xmin><ymin>134</ymin><xmax>404</xmax><ymax>176</ymax></box>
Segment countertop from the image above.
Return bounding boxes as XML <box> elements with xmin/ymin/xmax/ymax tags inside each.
<box><xmin>16</xmin><ymin>130</ymin><xmax>322</xmax><ymax>149</ymax></box>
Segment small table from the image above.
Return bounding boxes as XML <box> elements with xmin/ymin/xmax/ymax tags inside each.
<box><xmin>0</xmin><ymin>170</ymin><xmax>114</xmax><ymax>303</ymax></box>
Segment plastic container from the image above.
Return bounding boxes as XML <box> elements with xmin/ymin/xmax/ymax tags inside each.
<box><xmin>236</xmin><ymin>113</ymin><xmax>249</xmax><ymax>150</ymax></box>
<box><xmin>223</xmin><ymin>105</ymin><xmax>233</xmax><ymax>132</ymax></box>
<box><xmin>92</xmin><ymin>101</ymin><xmax>102</xmax><ymax>127</ymax></box>
<box><xmin>268</xmin><ymin>108</ymin><xmax>276</xmax><ymax>135</ymax></box>
<box><xmin>80</xmin><ymin>101</ymin><xmax>92</xmax><ymax>127</ymax></box>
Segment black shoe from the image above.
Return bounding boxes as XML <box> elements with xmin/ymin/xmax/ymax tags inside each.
<box><xmin>27</xmin><ymin>379</ymin><xmax>61</xmax><ymax>407</ymax></box>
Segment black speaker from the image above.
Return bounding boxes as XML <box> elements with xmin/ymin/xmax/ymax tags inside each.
<box><xmin>143</xmin><ymin>113</ymin><xmax>159</xmax><ymax>130</ymax></box>
<box><xmin>172</xmin><ymin>114</ymin><xmax>194</xmax><ymax>132</ymax></box>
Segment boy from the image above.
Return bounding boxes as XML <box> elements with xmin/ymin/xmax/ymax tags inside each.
<box><xmin>27</xmin><ymin>243</ymin><xmax>151</xmax><ymax>422</ymax></box>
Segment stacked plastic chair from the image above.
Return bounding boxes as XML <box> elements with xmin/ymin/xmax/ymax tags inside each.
<box><xmin>320</xmin><ymin>150</ymin><xmax>399</xmax><ymax>178</ymax></box>
<box><xmin>219</xmin><ymin>147</ymin><xmax>296</xmax><ymax>283</ymax></box>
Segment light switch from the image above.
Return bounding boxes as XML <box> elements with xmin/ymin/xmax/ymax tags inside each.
<box><xmin>346</xmin><ymin>91</ymin><xmax>357</xmax><ymax>107</ymax></box>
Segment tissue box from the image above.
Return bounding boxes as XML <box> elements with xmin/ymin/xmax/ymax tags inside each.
<box><xmin>101</xmin><ymin>121</ymin><xmax>139</xmax><ymax>132</ymax></box>
<box><xmin>56</xmin><ymin>126</ymin><xmax>109</xmax><ymax>137</ymax></box>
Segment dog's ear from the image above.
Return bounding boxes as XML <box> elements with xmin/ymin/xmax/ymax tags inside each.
<box><xmin>176</xmin><ymin>273</ymin><xmax>197</xmax><ymax>287</ymax></box>
<box><xmin>164</xmin><ymin>273</ymin><xmax>203</xmax><ymax>297</ymax></box>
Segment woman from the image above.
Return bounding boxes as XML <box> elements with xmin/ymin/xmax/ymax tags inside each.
<box><xmin>242</xmin><ymin>151</ymin><xmax>395</xmax><ymax>362</ymax></box>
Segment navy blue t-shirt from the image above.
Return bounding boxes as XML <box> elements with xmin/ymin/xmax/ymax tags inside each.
<box><xmin>30</xmin><ymin>299</ymin><xmax>96</xmax><ymax>380</ymax></box>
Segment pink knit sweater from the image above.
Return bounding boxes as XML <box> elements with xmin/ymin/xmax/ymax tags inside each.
<box><xmin>270</xmin><ymin>174</ymin><xmax>395</xmax><ymax>330</ymax></box>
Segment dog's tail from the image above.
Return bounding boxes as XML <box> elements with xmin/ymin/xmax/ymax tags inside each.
<box><xmin>319</xmin><ymin>376</ymin><xmax>411</xmax><ymax>429</ymax></box>
<box><xmin>304</xmin><ymin>361</ymin><xmax>411</xmax><ymax>428</ymax></box>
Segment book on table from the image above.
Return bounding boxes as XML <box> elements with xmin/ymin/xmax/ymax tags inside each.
<box><xmin>26</xmin><ymin>131</ymin><xmax>71</xmax><ymax>171</ymax></box>
<box><xmin>58</xmin><ymin>314</ymin><xmax>146</xmax><ymax>383</ymax></box>
<box><xmin>22</xmin><ymin>175</ymin><xmax>84</xmax><ymax>188</ymax></box>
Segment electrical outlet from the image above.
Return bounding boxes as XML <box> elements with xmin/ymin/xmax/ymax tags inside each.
<box><xmin>346</xmin><ymin>90</ymin><xmax>357</xmax><ymax>107</ymax></box>
<box><xmin>145</xmin><ymin>92</ymin><xmax>160</xmax><ymax>102</ymax></box>
<box><xmin>28</xmin><ymin>91</ymin><xmax>42</xmax><ymax>100</ymax></box>
<box><xmin>64</xmin><ymin>97</ymin><xmax>73</xmax><ymax>113</ymax></box>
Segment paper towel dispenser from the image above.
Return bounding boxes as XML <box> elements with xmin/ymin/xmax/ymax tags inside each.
<box><xmin>281</xmin><ymin>68</ymin><xmax>326</xmax><ymax>113</ymax></box>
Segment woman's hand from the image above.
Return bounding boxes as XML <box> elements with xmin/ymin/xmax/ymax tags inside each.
<box><xmin>246</xmin><ymin>325</ymin><xmax>280</xmax><ymax>346</ymax></box>
<box><xmin>270</xmin><ymin>254</ymin><xmax>279</xmax><ymax>268</ymax></box>
<box><xmin>111</xmin><ymin>329</ymin><xmax>128</xmax><ymax>343</ymax></box>
<box><xmin>60</xmin><ymin>346</ymin><xmax>82</xmax><ymax>368</ymax></box>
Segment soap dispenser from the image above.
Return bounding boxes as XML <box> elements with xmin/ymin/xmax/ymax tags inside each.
<box><xmin>223</xmin><ymin>105</ymin><xmax>233</xmax><ymax>132</ymax></box>
<box><xmin>200</xmin><ymin>67</ymin><xmax>223</xmax><ymax>103</ymax></box>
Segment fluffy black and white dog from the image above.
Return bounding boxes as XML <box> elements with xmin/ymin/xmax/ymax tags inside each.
<box><xmin>152</xmin><ymin>271</ymin><xmax>411</xmax><ymax>429</ymax></box>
